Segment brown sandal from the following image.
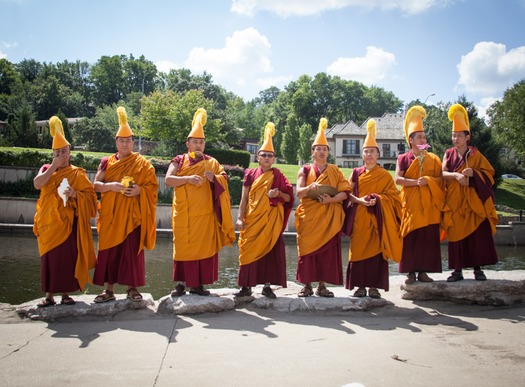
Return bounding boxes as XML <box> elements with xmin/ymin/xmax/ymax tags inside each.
<box><xmin>353</xmin><ymin>288</ymin><xmax>367</xmax><ymax>298</ymax></box>
<box><xmin>94</xmin><ymin>290</ymin><xmax>116</xmax><ymax>303</ymax></box>
<box><xmin>126</xmin><ymin>287</ymin><xmax>143</xmax><ymax>302</ymax></box>
<box><xmin>298</xmin><ymin>285</ymin><xmax>314</xmax><ymax>297</ymax></box>
<box><xmin>315</xmin><ymin>286</ymin><xmax>334</xmax><ymax>298</ymax></box>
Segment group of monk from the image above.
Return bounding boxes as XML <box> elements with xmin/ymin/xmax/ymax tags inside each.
<box><xmin>32</xmin><ymin>103</ymin><xmax>498</xmax><ymax>307</ymax></box>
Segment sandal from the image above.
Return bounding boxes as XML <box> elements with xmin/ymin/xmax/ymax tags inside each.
<box><xmin>298</xmin><ymin>285</ymin><xmax>314</xmax><ymax>297</ymax></box>
<box><xmin>474</xmin><ymin>270</ymin><xmax>487</xmax><ymax>281</ymax></box>
<box><xmin>353</xmin><ymin>288</ymin><xmax>367</xmax><ymax>298</ymax></box>
<box><xmin>126</xmin><ymin>287</ymin><xmax>143</xmax><ymax>302</ymax></box>
<box><xmin>61</xmin><ymin>296</ymin><xmax>76</xmax><ymax>305</ymax></box>
<box><xmin>368</xmin><ymin>288</ymin><xmax>381</xmax><ymax>299</ymax></box>
<box><xmin>447</xmin><ymin>271</ymin><xmax>464</xmax><ymax>282</ymax></box>
<box><xmin>37</xmin><ymin>298</ymin><xmax>56</xmax><ymax>308</ymax></box>
<box><xmin>315</xmin><ymin>286</ymin><xmax>334</xmax><ymax>298</ymax></box>
<box><xmin>94</xmin><ymin>289</ymin><xmax>116</xmax><ymax>303</ymax></box>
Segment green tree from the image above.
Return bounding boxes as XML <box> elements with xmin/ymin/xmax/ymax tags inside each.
<box><xmin>11</xmin><ymin>104</ymin><xmax>39</xmax><ymax>148</ymax></box>
<box><xmin>281</xmin><ymin>113</ymin><xmax>299</xmax><ymax>164</ymax></box>
<box><xmin>90</xmin><ymin>55</ymin><xmax>126</xmax><ymax>106</ymax></box>
<box><xmin>298</xmin><ymin>122</ymin><xmax>313</xmax><ymax>163</ymax></box>
<box><xmin>488</xmin><ymin>79</ymin><xmax>525</xmax><ymax>166</ymax></box>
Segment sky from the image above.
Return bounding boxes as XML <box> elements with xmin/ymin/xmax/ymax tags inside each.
<box><xmin>2</xmin><ymin>0</ymin><xmax>525</xmax><ymax>118</ymax></box>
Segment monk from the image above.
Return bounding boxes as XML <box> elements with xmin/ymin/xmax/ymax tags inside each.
<box><xmin>295</xmin><ymin>118</ymin><xmax>355</xmax><ymax>298</ymax></box>
<box><xmin>395</xmin><ymin>106</ymin><xmax>449</xmax><ymax>284</ymax></box>
<box><xmin>33</xmin><ymin>116</ymin><xmax>97</xmax><ymax>307</ymax></box>
<box><xmin>234</xmin><ymin>122</ymin><xmax>294</xmax><ymax>299</ymax></box>
<box><xmin>345</xmin><ymin>119</ymin><xmax>403</xmax><ymax>299</ymax></box>
<box><xmin>93</xmin><ymin>106</ymin><xmax>158</xmax><ymax>303</ymax></box>
<box><xmin>442</xmin><ymin>103</ymin><xmax>498</xmax><ymax>281</ymax></box>
<box><xmin>166</xmin><ymin>108</ymin><xmax>235</xmax><ymax>297</ymax></box>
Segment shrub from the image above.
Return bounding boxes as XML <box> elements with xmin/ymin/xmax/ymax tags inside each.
<box><xmin>206</xmin><ymin>148</ymin><xmax>250</xmax><ymax>168</ymax></box>
<box><xmin>228</xmin><ymin>175</ymin><xmax>243</xmax><ymax>206</ymax></box>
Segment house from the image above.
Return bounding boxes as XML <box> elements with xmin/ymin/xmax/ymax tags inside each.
<box><xmin>239</xmin><ymin>137</ymin><xmax>260</xmax><ymax>162</ymax></box>
<box><xmin>326</xmin><ymin>113</ymin><xmax>407</xmax><ymax>170</ymax></box>
<box><xmin>35</xmin><ymin>117</ymin><xmax>84</xmax><ymax>137</ymax></box>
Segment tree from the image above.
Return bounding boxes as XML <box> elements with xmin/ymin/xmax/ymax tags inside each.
<box><xmin>298</xmin><ymin>123</ymin><xmax>313</xmax><ymax>163</ymax></box>
<box><xmin>10</xmin><ymin>104</ymin><xmax>39</xmax><ymax>148</ymax></box>
<box><xmin>90</xmin><ymin>55</ymin><xmax>126</xmax><ymax>106</ymax></box>
<box><xmin>488</xmin><ymin>79</ymin><xmax>525</xmax><ymax>166</ymax></box>
<box><xmin>139</xmin><ymin>89</ymin><xmax>222</xmax><ymax>155</ymax></box>
<box><xmin>281</xmin><ymin>113</ymin><xmax>299</xmax><ymax>164</ymax></box>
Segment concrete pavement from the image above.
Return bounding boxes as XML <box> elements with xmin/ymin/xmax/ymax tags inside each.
<box><xmin>1</xmin><ymin>273</ymin><xmax>525</xmax><ymax>387</ymax></box>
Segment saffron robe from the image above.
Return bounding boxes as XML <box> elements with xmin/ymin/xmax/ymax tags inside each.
<box><xmin>171</xmin><ymin>153</ymin><xmax>235</xmax><ymax>263</ymax></box>
<box><xmin>33</xmin><ymin>164</ymin><xmax>97</xmax><ymax>290</ymax></box>
<box><xmin>237</xmin><ymin>167</ymin><xmax>294</xmax><ymax>287</ymax></box>
<box><xmin>94</xmin><ymin>153</ymin><xmax>158</xmax><ymax>286</ymax></box>
<box><xmin>397</xmin><ymin>151</ymin><xmax>449</xmax><ymax>273</ymax></box>
<box><xmin>295</xmin><ymin>164</ymin><xmax>350</xmax><ymax>284</ymax></box>
<box><xmin>443</xmin><ymin>147</ymin><xmax>498</xmax><ymax>269</ymax></box>
<box><xmin>346</xmin><ymin>165</ymin><xmax>402</xmax><ymax>264</ymax></box>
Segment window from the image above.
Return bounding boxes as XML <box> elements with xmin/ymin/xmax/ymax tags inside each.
<box><xmin>382</xmin><ymin>144</ymin><xmax>392</xmax><ymax>157</ymax></box>
<box><xmin>343</xmin><ymin>139</ymin><xmax>360</xmax><ymax>155</ymax></box>
<box><xmin>246</xmin><ymin>144</ymin><xmax>258</xmax><ymax>154</ymax></box>
<box><xmin>343</xmin><ymin>161</ymin><xmax>359</xmax><ymax>168</ymax></box>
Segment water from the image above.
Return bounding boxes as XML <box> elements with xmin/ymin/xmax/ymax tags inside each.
<box><xmin>1</xmin><ymin>234</ymin><xmax>525</xmax><ymax>305</ymax></box>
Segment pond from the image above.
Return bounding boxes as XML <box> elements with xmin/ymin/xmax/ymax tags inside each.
<box><xmin>1</xmin><ymin>234</ymin><xmax>525</xmax><ymax>305</ymax></box>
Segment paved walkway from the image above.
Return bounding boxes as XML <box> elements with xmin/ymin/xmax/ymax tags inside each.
<box><xmin>1</xmin><ymin>273</ymin><xmax>525</xmax><ymax>387</ymax></box>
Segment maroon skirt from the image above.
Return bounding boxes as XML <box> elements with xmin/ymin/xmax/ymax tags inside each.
<box><xmin>173</xmin><ymin>254</ymin><xmax>218</xmax><ymax>288</ymax></box>
<box><xmin>296</xmin><ymin>233</ymin><xmax>343</xmax><ymax>285</ymax></box>
<box><xmin>238</xmin><ymin>235</ymin><xmax>287</xmax><ymax>287</ymax></box>
<box><xmin>40</xmin><ymin>221</ymin><xmax>80</xmax><ymax>293</ymax></box>
<box><xmin>93</xmin><ymin>226</ymin><xmax>145</xmax><ymax>287</ymax></box>
<box><xmin>346</xmin><ymin>253</ymin><xmax>389</xmax><ymax>291</ymax></box>
<box><xmin>448</xmin><ymin>219</ymin><xmax>498</xmax><ymax>270</ymax></box>
<box><xmin>399</xmin><ymin>224</ymin><xmax>442</xmax><ymax>273</ymax></box>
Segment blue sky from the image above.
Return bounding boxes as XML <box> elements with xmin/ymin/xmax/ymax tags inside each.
<box><xmin>2</xmin><ymin>0</ymin><xmax>525</xmax><ymax>117</ymax></box>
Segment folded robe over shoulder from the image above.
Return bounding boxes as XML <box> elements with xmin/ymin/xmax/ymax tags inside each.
<box><xmin>442</xmin><ymin>147</ymin><xmax>498</xmax><ymax>242</ymax></box>
<box><xmin>295</xmin><ymin>164</ymin><xmax>350</xmax><ymax>257</ymax></box>
<box><xmin>238</xmin><ymin>167</ymin><xmax>294</xmax><ymax>266</ymax></box>
<box><xmin>346</xmin><ymin>165</ymin><xmax>403</xmax><ymax>263</ymax></box>
<box><xmin>398</xmin><ymin>151</ymin><xmax>451</xmax><ymax>238</ymax></box>
<box><xmin>33</xmin><ymin>165</ymin><xmax>97</xmax><ymax>290</ymax></box>
<box><xmin>172</xmin><ymin>154</ymin><xmax>235</xmax><ymax>261</ymax></box>
<box><xmin>97</xmin><ymin>152</ymin><xmax>158</xmax><ymax>253</ymax></box>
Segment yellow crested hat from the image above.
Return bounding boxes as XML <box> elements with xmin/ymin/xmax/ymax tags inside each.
<box><xmin>363</xmin><ymin>119</ymin><xmax>379</xmax><ymax>149</ymax></box>
<box><xmin>116</xmin><ymin>106</ymin><xmax>134</xmax><ymax>137</ymax></box>
<box><xmin>312</xmin><ymin>117</ymin><xmax>329</xmax><ymax>147</ymax></box>
<box><xmin>187</xmin><ymin>108</ymin><xmax>207</xmax><ymax>139</ymax></box>
<box><xmin>260</xmin><ymin>122</ymin><xmax>275</xmax><ymax>153</ymax></box>
<box><xmin>448</xmin><ymin>104</ymin><xmax>470</xmax><ymax>133</ymax></box>
<box><xmin>404</xmin><ymin>105</ymin><xmax>426</xmax><ymax>145</ymax></box>
<box><xmin>49</xmin><ymin>116</ymin><xmax>70</xmax><ymax>149</ymax></box>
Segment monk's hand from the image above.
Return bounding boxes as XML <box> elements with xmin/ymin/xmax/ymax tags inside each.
<box><xmin>110</xmin><ymin>182</ymin><xmax>125</xmax><ymax>192</ymax></box>
<box><xmin>64</xmin><ymin>187</ymin><xmax>77</xmax><ymax>198</ymax></box>
<box><xmin>187</xmin><ymin>175</ymin><xmax>203</xmax><ymax>186</ymax></box>
<box><xmin>417</xmin><ymin>177</ymin><xmax>428</xmax><ymax>186</ymax></box>
<box><xmin>267</xmin><ymin>188</ymin><xmax>280</xmax><ymax>198</ymax></box>
<box><xmin>308</xmin><ymin>182</ymin><xmax>319</xmax><ymax>191</ymax></box>
<box><xmin>236</xmin><ymin>219</ymin><xmax>245</xmax><ymax>231</ymax></box>
<box><xmin>455</xmin><ymin>172</ymin><xmax>468</xmax><ymax>186</ymax></box>
<box><xmin>318</xmin><ymin>193</ymin><xmax>331</xmax><ymax>204</ymax></box>
<box><xmin>204</xmin><ymin>171</ymin><xmax>215</xmax><ymax>182</ymax></box>
<box><xmin>462</xmin><ymin>168</ymin><xmax>473</xmax><ymax>177</ymax></box>
<box><xmin>124</xmin><ymin>185</ymin><xmax>141</xmax><ymax>197</ymax></box>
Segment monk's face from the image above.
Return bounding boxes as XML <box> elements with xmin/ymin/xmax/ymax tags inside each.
<box><xmin>116</xmin><ymin>136</ymin><xmax>134</xmax><ymax>158</ymax></box>
<box><xmin>410</xmin><ymin>132</ymin><xmax>427</xmax><ymax>150</ymax></box>
<box><xmin>311</xmin><ymin>145</ymin><xmax>329</xmax><ymax>164</ymax></box>
<box><xmin>362</xmin><ymin>147</ymin><xmax>379</xmax><ymax>164</ymax></box>
<box><xmin>187</xmin><ymin>138</ymin><xmax>205</xmax><ymax>154</ymax></box>
<box><xmin>451</xmin><ymin>132</ymin><xmax>470</xmax><ymax>148</ymax></box>
<box><xmin>52</xmin><ymin>146</ymin><xmax>71</xmax><ymax>169</ymax></box>
<box><xmin>257</xmin><ymin>151</ymin><xmax>275</xmax><ymax>170</ymax></box>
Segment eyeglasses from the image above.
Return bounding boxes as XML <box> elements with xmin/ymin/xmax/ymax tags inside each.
<box><xmin>259</xmin><ymin>153</ymin><xmax>274</xmax><ymax>158</ymax></box>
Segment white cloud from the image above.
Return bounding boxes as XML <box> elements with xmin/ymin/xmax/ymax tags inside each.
<box><xmin>3</xmin><ymin>41</ymin><xmax>18</xmax><ymax>49</ymax></box>
<box><xmin>155</xmin><ymin>60</ymin><xmax>179</xmax><ymax>73</ymax></box>
<box><xmin>230</xmin><ymin>0</ymin><xmax>448</xmax><ymax>17</ymax></box>
<box><xmin>184</xmin><ymin>27</ymin><xmax>272</xmax><ymax>88</ymax></box>
<box><xmin>255</xmin><ymin>75</ymin><xmax>294</xmax><ymax>91</ymax></box>
<box><xmin>477</xmin><ymin>96</ymin><xmax>500</xmax><ymax>121</ymax></box>
<box><xmin>457</xmin><ymin>42</ymin><xmax>525</xmax><ymax>96</ymax></box>
<box><xmin>0</xmin><ymin>51</ymin><xmax>6</xmax><ymax>60</ymax></box>
<box><xmin>326</xmin><ymin>46</ymin><xmax>396</xmax><ymax>85</ymax></box>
